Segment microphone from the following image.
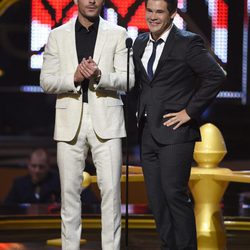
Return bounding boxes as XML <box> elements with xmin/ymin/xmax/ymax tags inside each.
<box><xmin>125</xmin><ymin>36</ymin><xmax>133</xmax><ymax>249</ymax></box>
<box><xmin>125</xmin><ymin>37</ymin><xmax>133</xmax><ymax>49</ymax></box>
<box><xmin>125</xmin><ymin>38</ymin><xmax>133</xmax><ymax>94</ymax></box>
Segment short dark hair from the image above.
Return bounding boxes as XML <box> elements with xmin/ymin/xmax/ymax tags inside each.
<box><xmin>145</xmin><ymin>0</ymin><xmax>178</xmax><ymax>14</ymax></box>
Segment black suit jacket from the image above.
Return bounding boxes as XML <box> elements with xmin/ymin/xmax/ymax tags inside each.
<box><xmin>133</xmin><ymin>25</ymin><xmax>226</xmax><ymax>145</ymax></box>
<box><xmin>4</xmin><ymin>171</ymin><xmax>61</xmax><ymax>204</ymax></box>
<box><xmin>4</xmin><ymin>171</ymin><xmax>100</xmax><ymax>205</ymax></box>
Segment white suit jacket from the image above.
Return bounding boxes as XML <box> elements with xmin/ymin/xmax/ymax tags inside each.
<box><xmin>40</xmin><ymin>17</ymin><xmax>135</xmax><ymax>142</ymax></box>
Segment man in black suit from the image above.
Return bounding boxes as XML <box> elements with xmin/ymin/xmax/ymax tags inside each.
<box><xmin>133</xmin><ymin>0</ymin><xmax>226</xmax><ymax>249</ymax></box>
<box><xmin>5</xmin><ymin>148</ymin><xmax>61</xmax><ymax>204</ymax></box>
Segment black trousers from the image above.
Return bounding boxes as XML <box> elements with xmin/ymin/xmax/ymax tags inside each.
<box><xmin>141</xmin><ymin>121</ymin><xmax>197</xmax><ymax>250</ymax></box>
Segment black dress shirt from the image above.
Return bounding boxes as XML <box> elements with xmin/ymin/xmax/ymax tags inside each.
<box><xmin>75</xmin><ymin>17</ymin><xmax>99</xmax><ymax>102</ymax></box>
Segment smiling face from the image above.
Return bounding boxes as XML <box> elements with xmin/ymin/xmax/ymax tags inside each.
<box><xmin>146</xmin><ymin>0</ymin><xmax>176</xmax><ymax>40</ymax></box>
<box><xmin>75</xmin><ymin>0</ymin><xmax>104</xmax><ymax>23</ymax></box>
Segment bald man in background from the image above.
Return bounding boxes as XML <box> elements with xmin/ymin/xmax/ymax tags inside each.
<box><xmin>5</xmin><ymin>148</ymin><xmax>60</xmax><ymax>204</ymax></box>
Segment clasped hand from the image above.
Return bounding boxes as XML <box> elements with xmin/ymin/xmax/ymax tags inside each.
<box><xmin>74</xmin><ymin>56</ymin><xmax>101</xmax><ymax>83</ymax></box>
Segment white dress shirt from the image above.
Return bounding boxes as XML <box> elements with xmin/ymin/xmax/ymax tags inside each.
<box><xmin>142</xmin><ymin>25</ymin><xmax>173</xmax><ymax>75</ymax></box>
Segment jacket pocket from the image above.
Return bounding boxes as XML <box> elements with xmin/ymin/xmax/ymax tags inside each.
<box><xmin>163</xmin><ymin>102</ymin><xmax>185</xmax><ymax>111</ymax></box>
<box><xmin>55</xmin><ymin>96</ymin><xmax>69</xmax><ymax>109</ymax></box>
<box><xmin>106</xmin><ymin>97</ymin><xmax>124</xmax><ymax>106</ymax></box>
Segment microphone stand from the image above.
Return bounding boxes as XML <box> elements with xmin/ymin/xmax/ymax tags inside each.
<box><xmin>125</xmin><ymin>37</ymin><xmax>133</xmax><ymax>249</ymax></box>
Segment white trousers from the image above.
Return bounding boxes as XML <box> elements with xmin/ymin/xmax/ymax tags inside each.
<box><xmin>57</xmin><ymin>104</ymin><xmax>122</xmax><ymax>250</ymax></box>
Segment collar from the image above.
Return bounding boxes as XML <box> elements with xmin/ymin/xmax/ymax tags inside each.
<box><xmin>148</xmin><ymin>24</ymin><xmax>173</xmax><ymax>45</ymax></box>
<box><xmin>75</xmin><ymin>16</ymin><xmax>100</xmax><ymax>32</ymax></box>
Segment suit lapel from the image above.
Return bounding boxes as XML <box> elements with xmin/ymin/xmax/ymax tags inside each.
<box><xmin>136</xmin><ymin>33</ymin><xmax>150</xmax><ymax>81</ymax></box>
<box><xmin>153</xmin><ymin>25</ymin><xmax>178</xmax><ymax>80</ymax></box>
<box><xmin>93</xmin><ymin>17</ymin><xmax>107</xmax><ymax>64</ymax></box>
<box><xmin>64</xmin><ymin>18</ymin><xmax>78</xmax><ymax>70</ymax></box>
<box><xmin>64</xmin><ymin>17</ymin><xmax>107</xmax><ymax>70</ymax></box>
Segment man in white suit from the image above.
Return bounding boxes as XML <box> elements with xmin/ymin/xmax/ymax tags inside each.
<box><xmin>40</xmin><ymin>0</ymin><xmax>134</xmax><ymax>249</ymax></box>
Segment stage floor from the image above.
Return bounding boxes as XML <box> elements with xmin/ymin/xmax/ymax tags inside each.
<box><xmin>1</xmin><ymin>204</ymin><xmax>250</xmax><ymax>249</ymax></box>
<box><xmin>0</xmin><ymin>229</ymin><xmax>250</xmax><ymax>250</ymax></box>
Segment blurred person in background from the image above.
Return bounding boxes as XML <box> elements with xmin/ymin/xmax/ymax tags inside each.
<box><xmin>5</xmin><ymin>148</ymin><xmax>60</xmax><ymax>204</ymax></box>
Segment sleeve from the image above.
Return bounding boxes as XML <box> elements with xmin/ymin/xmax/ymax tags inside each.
<box><xmin>94</xmin><ymin>28</ymin><xmax>135</xmax><ymax>92</ymax></box>
<box><xmin>4</xmin><ymin>181</ymin><xmax>19</xmax><ymax>204</ymax></box>
<box><xmin>40</xmin><ymin>31</ymin><xmax>80</xmax><ymax>94</ymax></box>
<box><xmin>185</xmin><ymin>35</ymin><xmax>226</xmax><ymax>119</ymax></box>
